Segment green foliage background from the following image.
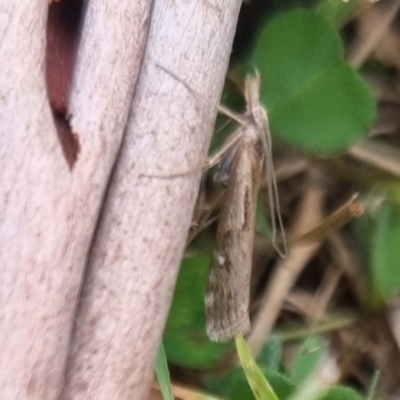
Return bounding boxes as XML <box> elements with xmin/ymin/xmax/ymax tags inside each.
<box><xmin>157</xmin><ymin>2</ymin><xmax>400</xmax><ymax>400</ymax></box>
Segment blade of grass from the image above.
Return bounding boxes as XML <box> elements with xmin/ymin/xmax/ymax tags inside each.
<box><xmin>235</xmin><ymin>335</ymin><xmax>280</xmax><ymax>400</ymax></box>
<box><xmin>156</xmin><ymin>342</ymin><xmax>174</xmax><ymax>400</ymax></box>
<box><xmin>366</xmin><ymin>369</ymin><xmax>381</xmax><ymax>400</ymax></box>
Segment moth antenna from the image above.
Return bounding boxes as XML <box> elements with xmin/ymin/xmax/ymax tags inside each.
<box><xmin>262</xmin><ymin>110</ymin><xmax>287</xmax><ymax>258</ymax></box>
<box><xmin>245</xmin><ymin>71</ymin><xmax>287</xmax><ymax>257</ymax></box>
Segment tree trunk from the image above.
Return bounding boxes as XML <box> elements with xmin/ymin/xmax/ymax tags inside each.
<box><xmin>0</xmin><ymin>0</ymin><xmax>241</xmax><ymax>399</ymax></box>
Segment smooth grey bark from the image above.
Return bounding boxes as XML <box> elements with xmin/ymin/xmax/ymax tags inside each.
<box><xmin>0</xmin><ymin>0</ymin><xmax>242</xmax><ymax>399</ymax></box>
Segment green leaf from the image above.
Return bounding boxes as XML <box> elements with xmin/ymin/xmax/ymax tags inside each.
<box><xmin>155</xmin><ymin>343</ymin><xmax>174</xmax><ymax>400</ymax></box>
<box><xmin>265</xmin><ymin>370</ymin><xmax>296</xmax><ymax>400</ymax></box>
<box><xmin>163</xmin><ymin>253</ymin><xmax>230</xmax><ymax>368</ymax></box>
<box><xmin>321</xmin><ymin>386</ymin><xmax>364</xmax><ymax>400</ymax></box>
<box><xmin>370</xmin><ymin>202</ymin><xmax>400</xmax><ymax>302</ymax></box>
<box><xmin>230</xmin><ymin>369</ymin><xmax>296</xmax><ymax>400</ymax></box>
<box><xmin>214</xmin><ymin>337</ymin><xmax>291</xmax><ymax>400</ymax></box>
<box><xmin>236</xmin><ymin>335</ymin><xmax>280</xmax><ymax>400</ymax></box>
<box><xmin>290</xmin><ymin>336</ymin><xmax>326</xmax><ymax>385</ymax></box>
<box><xmin>256</xmin><ymin>9</ymin><xmax>343</xmax><ymax>109</ymax></box>
<box><xmin>254</xmin><ymin>8</ymin><xmax>376</xmax><ymax>153</ymax></box>
<box><xmin>230</xmin><ymin>374</ymin><xmax>260</xmax><ymax>400</ymax></box>
<box><xmin>257</xmin><ymin>336</ymin><xmax>283</xmax><ymax>372</ymax></box>
<box><xmin>315</xmin><ymin>0</ymin><xmax>362</xmax><ymax>26</ymax></box>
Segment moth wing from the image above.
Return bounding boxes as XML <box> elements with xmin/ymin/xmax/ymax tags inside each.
<box><xmin>206</xmin><ymin>134</ymin><xmax>263</xmax><ymax>342</ymax></box>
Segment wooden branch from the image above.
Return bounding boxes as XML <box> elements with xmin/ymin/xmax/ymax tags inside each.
<box><xmin>60</xmin><ymin>1</ymin><xmax>242</xmax><ymax>399</ymax></box>
<box><xmin>0</xmin><ymin>0</ymin><xmax>150</xmax><ymax>398</ymax></box>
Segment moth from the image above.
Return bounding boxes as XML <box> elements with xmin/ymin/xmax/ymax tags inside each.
<box><xmin>205</xmin><ymin>73</ymin><xmax>285</xmax><ymax>342</ymax></box>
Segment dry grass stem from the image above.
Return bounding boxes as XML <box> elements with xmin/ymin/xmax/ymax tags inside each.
<box><xmin>248</xmin><ymin>184</ymin><xmax>325</xmax><ymax>356</ymax></box>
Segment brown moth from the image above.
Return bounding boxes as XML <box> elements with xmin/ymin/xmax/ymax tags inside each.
<box><xmin>205</xmin><ymin>73</ymin><xmax>285</xmax><ymax>342</ymax></box>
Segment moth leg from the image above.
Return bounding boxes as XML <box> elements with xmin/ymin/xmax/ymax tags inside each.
<box><xmin>206</xmin><ymin>100</ymin><xmax>250</xmax><ymax>169</ymax></box>
<box><xmin>207</xmin><ymin>126</ymin><xmax>244</xmax><ymax>169</ymax></box>
<box><xmin>217</xmin><ymin>104</ymin><xmax>246</xmax><ymax>126</ymax></box>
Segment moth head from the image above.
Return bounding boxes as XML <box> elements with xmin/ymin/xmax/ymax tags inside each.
<box><xmin>244</xmin><ymin>72</ymin><xmax>269</xmax><ymax>129</ymax></box>
<box><xmin>244</xmin><ymin>73</ymin><xmax>261</xmax><ymax>110</ymax></box>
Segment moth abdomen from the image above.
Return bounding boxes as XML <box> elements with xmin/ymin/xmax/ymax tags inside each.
<box><xmin>205</xmin><ymin>249</ymin><xmax>252</xmax><ymax>342</ymax></box>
